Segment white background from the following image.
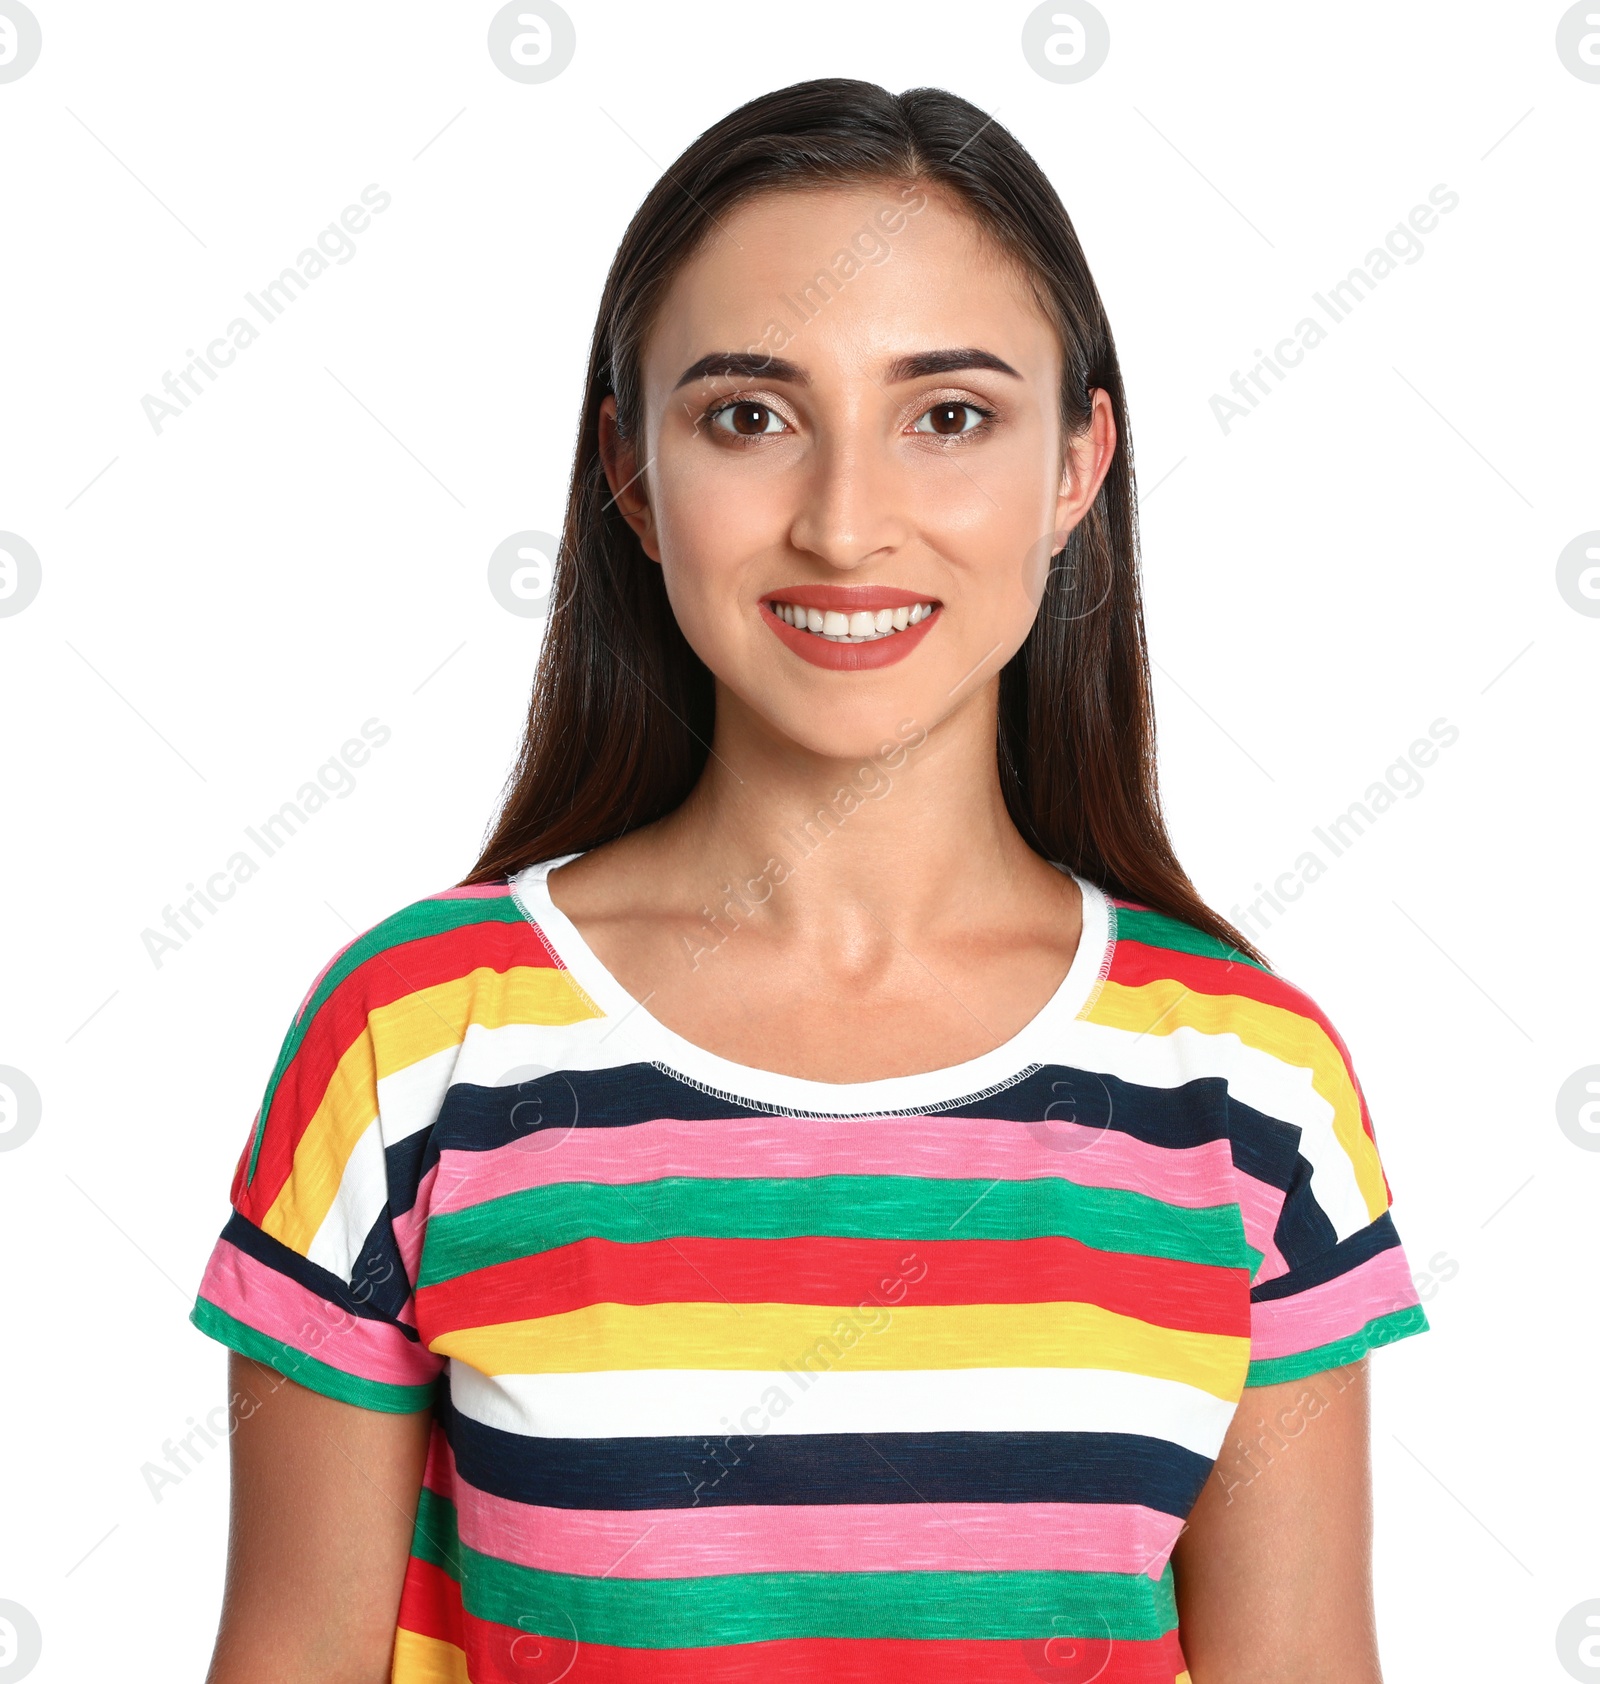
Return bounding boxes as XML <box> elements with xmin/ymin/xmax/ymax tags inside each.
<box><xmin>1</xmin><ymin>3</ymin><xmax>1595</xmax><ymax>1679</ymax></box>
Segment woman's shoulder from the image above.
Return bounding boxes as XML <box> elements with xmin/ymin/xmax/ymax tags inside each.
<box><xmin>279</xmin><ymin>877</ymin><xmax>578</xmax><ymax>1054</ymax></box>
<box><xmin>1099</xmin><ymin>891</ymin><xmax>1344</xmax><ymax>1036</ymax></box>
<box><xmin>241</xmin><ymin>876</ymin><xmax>588</xmax><ymax>1195</ymax></box>
<box><xmin>1093</xmin><ymin>891</ymin><xmax>1370</xmax><ymax>1120</ymax></box>
<box><xmin>1092</xmin><ymin>893</ymin><xmax>1391</xmax><ymax>1231</ymax></box>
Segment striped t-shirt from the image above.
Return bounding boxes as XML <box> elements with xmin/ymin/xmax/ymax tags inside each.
<box><xmin>192</xmin><ymin>852</ymin><xmax>1429</xmax><ymax>1683</ymax></box>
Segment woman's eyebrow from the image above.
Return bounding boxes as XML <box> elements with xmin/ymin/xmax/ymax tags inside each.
<box><xmin>884</xmin><ymin>348</ymin><xmax>1022</xmax><ymax>382</ymax></box>
<box><xmin>673</xmin><ymin>352</ymin><xmax>806</xmax><ymax>389</ymax></box>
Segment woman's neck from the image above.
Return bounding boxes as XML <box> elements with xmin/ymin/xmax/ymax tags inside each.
<box><xmin>637</xmin><ymin>675</ymin><xmax>1050</xmax><ymax>937</ymax></box>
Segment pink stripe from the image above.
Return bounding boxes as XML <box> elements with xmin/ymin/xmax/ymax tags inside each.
<box><xmin>1251</xmin><ymin>1245</ymin><xmax>1420</xmax><ymax>1360</ymax></box>
<box><xmin>424</xmin><ymin>1440</ymin><xmax>1180</xmax><ymax>1580</ymax></box>
<box><xmin>429</xmin><ymin>1116</ymin><xmax>1236</xmax><ymax>1213</ymax></box>
<box><xmin>199</xmin><ymin>1237</ymin><xmax>442</xmax><ymax>1387</ymax></box>
<box><xmin>1234</xmin><ymin>1170</ymin><xmax>1289</xmax><ymax>1284</ymax></box>
<box><xmin>428</xmin><ymin>883</ymin><xmax>512</xmax><ymax>900</ymax></box>
<box><xmin>392</xmin><ymin>1160</ymin><xmax>439</xmax><ymax>1285</ymax></box>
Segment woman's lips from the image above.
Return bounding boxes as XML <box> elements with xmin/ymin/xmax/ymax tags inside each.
<box><xmin>759</xmin><ymin>597</ymin><xmax>941</xmax><ymax>670</ymax></box>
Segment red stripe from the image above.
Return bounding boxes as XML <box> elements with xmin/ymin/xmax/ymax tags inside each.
<box><xmin>240</xmin><ymin>915</ymin><xmax>560</xmax><ymax>1222</ymax></box>
<box><xmin>1110</xmin><ymin>940</ymin><xmax>1384</xmax><ymax>1163</ymax></box>
<box><xmin>396</xmin><ymin>1592</ymin><xmax>1188</xmax><ymax>1683</ymax></box>
<box><xmin>414</xmin><ymin>1234</ymin><xmax>1248</xmax><ymax>1342</ymax></box>
<box><xmin>396</xmin><ymin>1555</ymin><xmax>465</xmax><ymax>1648</ymax></box>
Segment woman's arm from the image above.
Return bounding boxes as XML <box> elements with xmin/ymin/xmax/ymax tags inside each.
<box><xmin>205</xmin><ymin>1354</ymin><xmax>433</xmax><ymax>1684</ymax></box>
<box><xmin>1172</xmin><ymin>1358</ymin><xmax>1383</xmax><ymax>1683</ymax></box>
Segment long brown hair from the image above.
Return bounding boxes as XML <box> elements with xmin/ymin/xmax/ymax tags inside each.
<box><xmin>464</xmin><ymin>77</ymin><xmax>1266</xmax><ymax>968</ymax></box>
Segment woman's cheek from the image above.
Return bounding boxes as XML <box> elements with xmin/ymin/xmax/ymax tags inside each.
<box><xmin>653</xmin><ymin>521</ymin><xmax>754</xmax><ymax>670</ymax></box>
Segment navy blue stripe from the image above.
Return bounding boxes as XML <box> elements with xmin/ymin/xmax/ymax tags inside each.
<box><xmin>350</xmin><ymin>1209</ymin><xmax>413</xmax><ymax>1323</ymax></box>
<box><xmin>407</xmin><ymin>1064</ymin><xmax>1235</xmax><ymax>1159</ymax></box>
<box><xmin>438</xmin><ymin>1389</ymin><xmax>1210</xmax><ymax>1517</ymax></box>
<box><xmin>949</xmin><ymin>1069</ymin><xmax>1232</xmax><ymax>1155</ymax></box>
<box><xmin>1268</xmin><ymin>1153</ymin><xmax>1341</xmax><ymax>1270</ymax></box>
<box><xmin>385</xmin><ymin>1122</ymin><xmax>435</xmax><ymax>1219</ymax></box>
<box><xmin>1222</xmin><ymin>1094</ymin><xmax>1305</xmax><ymax>1198</ymax></box>
<box><xmin>1252</xmin><ymin>1210</ymin><xmax>1402</xmax><ymax>1302</ymax></box>
<box><xmin>219</xmin><ymin>1211</ymin><xmax>420</xmax><ymax>1339</ymax></box>
<box><xmin>386</xmin><ymin>1066</ymin><xmax>767</xmax><ymax>1212</ymax></box>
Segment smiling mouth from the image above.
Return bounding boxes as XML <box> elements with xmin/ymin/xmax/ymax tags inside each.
<box><xmin>764</xmin><ymin>594</ymin><xmax>941</xmax><ymax>644</ymax></box>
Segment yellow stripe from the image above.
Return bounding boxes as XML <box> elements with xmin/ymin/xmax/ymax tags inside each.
<box><xmin>262</xmin><ymin>965</ymin><xmax>600</xmax><ymax>1252</ymax></box>
<box><xmin>261</xmin><ymin>1028</ymin><xmax>378</xmax><ymax>1253</ymax></box>
<box><xmin>1092</xmin><ymin>977</ymin><xmax>1386</xmax><ymax>1221</ymax></box>
<box><xmin>433</xmin><ymin>1301</ymin><xmax>1250</xmax><ymax>1401</ymax></box>
<box><xmin>391</xmin><ymin>1627</ymin><xmax>469</xmax><ymax>1683</ymax></box>
<box><xmin>370</xmin><ymin>964</ymin><xmax>601</xmax><ymax>1080</ymax></box>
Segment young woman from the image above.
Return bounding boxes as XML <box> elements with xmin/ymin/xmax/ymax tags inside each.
<box><xmin>194</xmin><ymin>79</ymin><xmax>1429</xmax><ymax>1684</ymax></box>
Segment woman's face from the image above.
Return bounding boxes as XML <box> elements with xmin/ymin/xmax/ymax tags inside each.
<box><xmin>601</xmin><ymin>181</ymin><xmax>1115</xmax><ymax>759</ymax></box>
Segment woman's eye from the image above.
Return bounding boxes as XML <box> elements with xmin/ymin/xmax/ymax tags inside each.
<box><xmin>913</xmin><ymin>402</ymin><xmax>989</xmax><ymax>437</ymax></box>
<box><xmin>710</xmin><ymin>401</ymin><xmax>786</xmax><ymax>437</ymax></box>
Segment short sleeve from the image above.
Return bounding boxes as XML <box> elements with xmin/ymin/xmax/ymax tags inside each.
<box><xmin>190</xmin><ymin>931</ymin><xmax>446</xmax><ymax>1413</ymax></box>
<box><xmin>1224</xmin><ymin>973</ymin><xmax>1430</xmax><ymax>1388</ymax></box>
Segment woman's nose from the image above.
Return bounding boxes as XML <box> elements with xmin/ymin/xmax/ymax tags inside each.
<box><xmin>785</xmin><ymin>426</ymin><xmax>913</xmax><ymax>572</ymax></box>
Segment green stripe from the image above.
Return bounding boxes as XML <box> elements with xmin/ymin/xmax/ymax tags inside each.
<box><xmin>190</xmin><ymin>1297</ymin><xmax>437</xmax><ymax>1413</ymax></box>
<box><xmin>1115</xmin><ymin>907</ymin><xmax>1268</xmax><ymax>971</ymax></box>
<box><xmin>1244</xmin><ymin>1303</ymin><xmax>1429</xmax><ymax>1387</ymax></box>
<box><xmin>417</xmin><ymin>1175</ymin><xmax>1249</xmax><ymax>1287</ymax></box>
<box><xmin>246</xmin><ymin>893</ymin><xmax>525</xmax><ymax>1184</ymax></box>
<box><xmin>411</xmin><ymin>1488</ymin><xmax>1177</xmax><ymax>1645</ymax></box>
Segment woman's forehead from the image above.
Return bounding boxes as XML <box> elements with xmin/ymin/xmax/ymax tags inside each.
<box><xmin>640</xmin><ymin>184</ymin><xmax>1059</xmax><ymax>396</ymax></box>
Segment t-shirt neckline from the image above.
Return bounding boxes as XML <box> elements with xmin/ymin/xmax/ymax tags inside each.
<box><xmin>508</xmin><ymin>851</ymin><xmax>1114</xmax><ymax>1117</ymax></box>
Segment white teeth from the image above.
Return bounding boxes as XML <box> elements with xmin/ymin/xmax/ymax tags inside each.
<box><xmin>769</xmin><ymin>599</ymin><xmax>937</xmax><ymax>642</ymax></box>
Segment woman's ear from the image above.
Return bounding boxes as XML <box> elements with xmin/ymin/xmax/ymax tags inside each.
<box><xmin>1054</xmin><ymin>387</ymin><xmax>1117</xmax><ymax>537</ymax></box>
<box><xmin>598</xmin><ymin>393</ymin><xmax>661</xmax><ymax>562</ymax></box>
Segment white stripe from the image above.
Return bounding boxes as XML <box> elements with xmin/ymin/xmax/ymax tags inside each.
<box><xmin>1225</xmin><ymin>1036</ymin><xmax>1372</xmax><ymax>1238</ymax></box>
<box><xmin>452</xmin><ymin>1016</ymin><xmax>664</xmax><ymax>1084</ymax></box>
<box><xmin>1068</xmin><ymin>1018</ymin><xmax>1370</xmax><ymax>1242</ymax></box>
<box><xmin>446</xmin><ymin>1364</ymin><xmax>1236</xmax><ymax>1457</ymax></box>
<box><xmin>307</xmin><ymin>1114</ymin><xmax>386</xmax><ymax>1278</ymax></box>
<box><xmin>378</xmin><ymin>1041</ymin><xmax>459</xmax><ymax>1145</ymax></box>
